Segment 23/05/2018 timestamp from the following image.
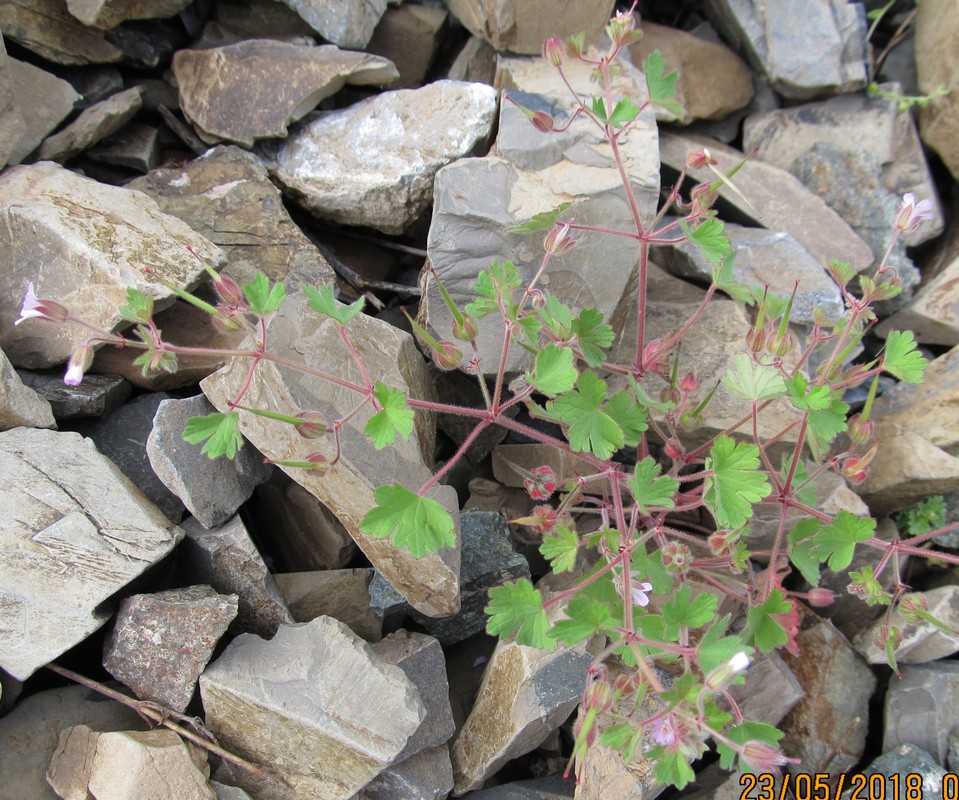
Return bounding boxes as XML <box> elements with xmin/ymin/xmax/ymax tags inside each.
<box><xmin>740</xmin><ymin>772</ymin><xmax>959</xmax><ymax>800</ymax></box>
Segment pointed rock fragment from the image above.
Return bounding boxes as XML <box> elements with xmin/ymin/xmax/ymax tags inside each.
<box><xmin>279</xmin><ymin>0</ymin><xmax>388</xmax><ymax>48</ymax></box>
<box><xmin>0</xmin><ymin>0</ymin><xmax>123</xmax><ymax>65</ymax></box>
<box><xmin>66</xmin><ymin>0</ymin><xmax>193</xmax><ymax>29</ymax></box>
<box><xmin>39</xmin><ymin>85</ymin><xmax>143</xmax><ymax>163</ymax></box>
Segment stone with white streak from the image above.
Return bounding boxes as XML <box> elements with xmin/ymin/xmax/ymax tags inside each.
<box><xmin>0</xmin><ymin>427</ymin><xmax>183</xmax><ymax>680</ymax></box>
<box><xmin>268</xmin><ymin>80</ymin><xmax>497</xmax><ymax>235</ymax></box>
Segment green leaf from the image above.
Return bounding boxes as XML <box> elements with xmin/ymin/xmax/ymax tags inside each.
<box><xmin>680</xmin><ymin>218</ymin><xmax>732</xmax><ymax>267</ymax></box>
<box><xmin>572</xmin><ymin>308</ymin><xmax>614</xmax><ymax>367</ymax></box>
<box><xmin>811</xmin><ymin>510</ymin><xmax>876</xmax><ymax>572</ymax></box>
<box><xmin>662</xmin><ymin>585</ymin><xmax>717</xmax><ymax>635</ymax></box>
<box><xmin>507</xmin><ymin>202</ymin><xmax>573</xmax><ymax>235</ymax></box>
<box><xmin>632</xmin><ymin>545</ymin><xmax>673</xmax><ymax>595</ymax></box>
<box><xmin>118</xmin><ymin>288</ymin><xmax>153</xmax><ymax>323</ymax></box>
<box><xmin>526</xmin><ymin>343</ymin><xmax>578</xmax><ymax>397</ymax></box>
<box><xmin>896</xmin><ymin>496</ymin><xmax>947</xmax><ymax>536</ymax></box>
<box><xmin>548</xmin><ymin>371</ymin><xmax>624</xmax><ymax>459</ymax></box>
<box><xmin>703</xmin><ymin>436</ymin><xmax>771</xmax><ymax>529</ymax></box>
<box><xmin>600</xmin><ymin>724</ymin><xmax>638</xmax><ymax>753</ymax></box>
<box><xmin>466</xmin><ymin>260</ymin><xmax>522</xmax><ymax>319</ymax></box>
<box><xmin>806</xmin><ymin>393</ymin><xmax>849</xmax><ymax>447</ymax></box>
<box><xmin>516</xmin><ymin>314</ymin><xmax>542</xmax><ymax>344</ymax></box>
<box><xmin>883</xmin><ymin>330</ymin><xmax>928</xmax><ymax>384</ymax></box>
<box><xmin>242</xmin><ymin>272</ymin><xmax>286</xmax><ymax>316</ymax></box>
<box><xmin>607</xmin><ymin>97</ymin><xmax>641</xmax><ymax>128</ymax></box>
<box><xmin>549</xmin><ymin>595</ymin><xmax>617</xmax><ymax>646</ymax></box>
<box><xmin>722</xmin><ymin>353</ymin><xmax>787</xmax><ymax>402</ymax></box>
<box><xmin>360</xmin><ymin>484</ymin><xmax>456</xmax><ymax>557</ymax></box>
<box><xmin>712</xmin><ymin>258</ymin><xmax>753</xmax><ymax>304</ymax></box>
<box><xmin>485</xmin><ymin>578</ymin><xmax>554</xmax><ymax>650</ymax></box>
<box><xmin>182</xmin><ymin>412</ymin><xmax>243</xmax><ymax>459</ymax></box>
<box><xmin>540</xmin><ymin>294</ymin><xmax>575</xmax><ymax>338</ymax></box>
<box><xmin>539</xmin><ymin>525</ymin><xmax>579</xmax><ymax>574</ymax></box>
<box><xmin>590</xmin><ymin>96</ymin><xmax>608</xmax><ymax>122</ymax></box>
<box><xmin>363</xmin><ymin>382</ymin><xmax>414</xmax><ymax>449</ymax></box>
<box><xmin>627</xmin><ymin>457</ymin><xmax>678</xmax><ymax>514</ymax></box>
<box><xmin>788</xmin><ymin>518</ymin><xmax>822</xmax><ymax>587</ymax></box>
<box><xmin>697</xmin><ymin>617</ymin><xmax>750</xmax><ymax>675</ymax></box>
<box><xmin>651</xmin><ymin>750</ymin><xmax>696</xmax><ymax>789</ymax></box>
<box><xmin>642</xmin><ymin>50</ymin><xmax>683</xmax><ymax>117</ymax></box>
<box><xmin>786</xmin><ymin>372</ymin><xmax>833</xmax><ymax>411</ymax></box>
<box><xmin>303</xmin><ymin>284</ymin><xmax>365</xmax><ymax>325</ymax></box>
<box><xmin>744</xmin><ymin>590</ymin><xmax>791</xmax><ymax>653</ymax></box>
<box><xmin>717</xmin><ymin>721</ymin><xmax>785</xmax><ymax>771</ymax></box>
<box><xmin>604</xmin><ymin>391</ymin><xmax>648</xmax><ymax>446</ymax></box>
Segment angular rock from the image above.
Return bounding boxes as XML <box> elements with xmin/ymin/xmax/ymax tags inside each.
<box><xmin>729</xmin><ymin>651</ymin><xmax>804</xmax><ymax>728</ymax></box>
<box><xmin>180</xmin><ymin>514</ymin><xmax>294</xmax><ymax>639</ymax></box>
<box><xmin>147</xmin><ymin>394</ymin><xmax>273</xmax><ymax>529</ymax></box>
<box><xmin>0</xmin><ymin>348</ymin><xmax>56</xmax><ymax>430</ymax></box>
<box><xmin>856</xmin><ymin>586</ymin><xmax>959</xmax><ymax>664</ymax></box>
<box><xmin>447</xmin><ymin>35</ymin><xmax>496</xmax><ymax>85</ymax></box>
<box><xmin>279</xmin><ymin>0</ymin><xmax>387</xmax><ymax>48</ymax></box>
<box><xmin>465</xmin><ymin>775</ymin><xmax>576</xmax><ymax>799</ymax></box>
<box><xmin>274</xmin><ymin>569</ymin><xmax>380</xmax><ymax>641</ymax></box>
<box><xmin>915</xmin><ymin>0</ymin><xmax>959</xmax><ymax>181</ymax></box>
<box><xmin>779</xmin><ymin>611</ymin><xmax>876</xmax><ymax>773</ymax></box>
<box><xmin>201</xmin><ymin>292</ymin><xmax>461</xmax><ymax>618</ymax></box>
<box><xmin>0</xmin><ymin>0</ymin><xmax>123</xmax><ymax>64</ymax></box>
<box><xmin>213</xmin><ymin>0</ymin><xmax>315</xmax><ymax>39</ymax></box>
<box><xmin>86</xmin><ymin>122</ymin><xmax>162</xmax><ymax>173</ymax></box>
<box><xmin>0</xmin><ymin>35</ymin><xmax>24</xmax><ymax>170</ymax></box>
<box><xmin>269</xmin><ymin>80</ymin><xmax>497</xmax><ymax>235</ymax></box>
<box><xmin>702</xmin><ymin>0</ymin><xmax>868</xmax><ymax>98</ymax></box>
<box><xmin>628</xmin><ymin>21</ymin><xmax>753</xmax><ymax>123</ymax></box>
<box><xmin>103</xmin><ymin>585</ymin><xmax>238</xmax><ymax>712</ymax></box>
<box><xmin>0</xmin><ymin>161</ymin><xmax>221</xmax><ymax>370</ymax></box>
<box><xmin>652</xmin><ymin>220</ymin><xmax>844</xmax><ymax>323</ymax></box>
<box><xmin>38</xmin><ymin>85</ymin><xmax>143</xmax><ymax>163</ymax></box>
<box><xmin>355</xmin><ymin>745</ymin><xmax>453</xmax><ymax>800</ymax></box>
<box><xmin>64</xmin><ymin>65</ymin><xmax>124</xmax><ymax>109</ymax></box>
<box><xmin>884</xmin><ymin>661</ymin><xmax>959</xmax><ymax>765</ymax></box>
<box><xmin>366</xmin><ymin>3</ymin><xmax>447</xmax><ymax>90</ymax></box>
<box><xmin>173</xmin><ymin>41</ymin><xmax>397</xmax><ymax>147</ymax></box>
<box><xmin>66</xmin><ymin>0</ymin><xmax>193</xmax><ymax>28</ymax></box>
<box><xmin>861</xmin><ymin>743</ymin><xmax>947</xmax><ymax>785</ymax></box>
<box><xmin>129</xmin><ymin>145</ymin><xmax>335</xmax><ymax>289</ymax></box>
<box><xmin>0</xmin><ymin>427</ymin><xmax>183</xmax><ymax>680</ymax></box>
<box><xmin>18</xmin><ymin>370</ymin><xmax>129</xmax><ymax>420</ymax></box>
<box><xmin>46</xmin><ymin>724</ymin><xmax>101</xmax><ymax>800</ymax></box>
<box><xmin>443</xmin><ymin>0</ymin><xmax>614</xmax><ymax>55</ymax></box>
<box><xmin>211</xmin><ymin>783</ymin><xmax>255</xmax><ymax>800</ymax></box>
<box><xmin>199</xmin><ymin>616</ymin><xmax>425</xmax><ymax>800</ymax></box>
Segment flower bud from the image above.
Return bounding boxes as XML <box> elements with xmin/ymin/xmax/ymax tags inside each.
<box><xmin>544</xmin><ymin>221</ymin><xmax>575</xmax><ymax>255</ymax></box>
<box><xmin>661</xmin><ymin>542</ymin><xmax>692</xmax><ymax>575</ymax></box>
<box><xmin>806</xmin><ymin>588</ymin><xmax>835</xmax><ymax>608</ymax></box>
<box><xmin>212</xmin><ymin>271</ymin><xmax>246</xmax><ymax>307</ymax></box>
<box><xmin>704</xmin><ymin>651</ymin><xmax>750</xmax><ymax>691</ymax></box>
<box><xmin>899</xmin><ymin>593</ymin><xmax>928</xmax><ymax>623</ymax></box>
<box><xmin>847</xmin><ymin>413</ymin><xmax>875</xmax><ymax>445</ymax></box>
<box><xmin>531</xmin><ymin>110</ymin><xmax>554</xmax><ymax>133</ymax></box>
<box><xmin>583</xmin><ymin>679</ymin><xmax>613</xmax><ymax>713</ymax></box>
<box><xmin>524</xmin><ymin>465</ymin><xmax>558</xmax><ymax>501</ymax></box>
<box><xmin>680</xmin><ymin>372</ymin><xmax>700</xmax><ymax>394</ymax></box>
<box><xmin>543</xmin><ymin>36</ymin><xmax>565</xmax><ymax>67</ymax></box>
<box><xmin>431</xmin><ymin>341</ymin><xmax>463</xmax><ymax>371</ymax></box>
<box><xmin>452</xmin><ymin>313</ymin><xmax>479</xmax><ymax>341</ymax></box>
<box><xmin>64</xmin><ymin>342</ymin><xmax>93</xmax><ymax>386</ymax></box>
<box><xmin>295</xmin><ymin>411</ymin><xmax>327</xmax><ymax>439</ymax></box>
<box><xmin>663</xmin><ymin>438</ymin><xmax>684</xmax><ymax>461</ymax></box>
<box><xmin>687</xmin><ymin>149</ymin><xmax>717</xmax><ymax>170</ymax></box>
<box><xmin>741</xmin><ymin>741</ymin><xmax>791</xmax><ymax>773</ymax></box>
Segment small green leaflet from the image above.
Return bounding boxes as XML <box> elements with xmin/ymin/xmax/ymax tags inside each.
<box><xmin>361</xmin><ymin>484</ymin><xmax>456</xmax><ymax>557</ymax></box>
<box><xmin>651</xmin><ymin>750</ymin><xmax>696</xmax><ymax>790</ymax></box>
<box><xmin>549</xmin><ymin>595</ymin><xmax>617</xmax><ymax>646</ymax></box>
<box><xmin>485</xmin><ymin>578</ymin><xmax>554</xmax><ymax>651</ymax></box>
<box><xmin>603</xmin><ymin>391</ymin><xmax>648</xmax><ymax>446</ymax></box>
<box><xmin>811</xmin><ymin>509</ymin><xmax>876</xmax><ymax>572</ymax></box>
<box><xmin>662</xmin><ymin>585</ymin><xmax>717</xmax><ymax>637</ymax></box>
<box><xmin>744</xmin><ymin>589</ymin><xmax>791</xmax><ymax>653</ymax></box>
<box><xmin>302</xmin><ymin>284</ymin><xmax>365</xmax><ymax>325</ymax></box>
<box><xmin>118</xmin><ymin>288</ymin><xmax>153</xmax><ymax>323</ymax></box>
<box><xmin>465</xmin><ymin>260</ymin><xmax>522</xmax><ymax>319</ymax></box>
<box><xmin>642</xmin><ymin>50</ymin><xmax>683</xmax><ymax>117</ymax></box>
<box><xmin>786</xmin><ymin>372</ymin><xmax>833</xmax><ymax>411</ymax></box>
<box><xmin>526</xmin><ymin>343</ymin><xmax>578</xmax><ymax>397</ymax></box>
<box><xmin>722</xmin><ymin>353</ymin><xmax>787</xmax><ymax>402</ymax></box>
<box><xmin>548</xmin><ymin>371</ymin><xmax>624</xmax><ymax>460</ymax></box>
<box><xmin>883</xmin><ymin>330</ymin><xmax>928</xmax><ymax>384</ymax></box>
<box><xmin>182</xmin><ymin>412</ymin><xmax>243</xmax><ymax>459</ymax></box>
<box><xmin>679</xmin><ymin>218</ymin><xmax>732</xmax><ymax>267</ymax></box>
<box><xmin>788</xmin><ymin>373</ymin><xmax>848</xmax><ymax>449</ymax></box>
<box><xmin>572</xmin><ymin>308</ymin><xmax>614</xmax><ymax>366</ymax></box>
<box><xmin>697</xmin><ymin>617</ymin><xmax>751</xmax><ymax>675</ymax></box>
<box><xmin>604</xmin><ymin>98</ymin><xmax>642</xmax><ymax>128</ymax></box>
<box><xmin>507</xmin><ymin>202</ymin><xmax>573</xmax><ymax>235</ymax></box>
<box><xmin>717</xmin><ymin>721</ymin><xmax>785</xmax><ymax>772</ymax></box>
<box><xmin>539</xmin><ymin>525</ymin><xmax>578</xmax><ymax>573</ymax></box>
<box><xmin>788</xmin><ymin>518</ymin><xmax>822</xmax><ymax>586</ymax></box>
<box><xmin>627</xmin><ymin>457</ymin><xmax>678</xmax><ymax>514</ymax></box>
<box><xmin>363</xmin><ymin>382</ymin><xmax>414</xmax><ymax>449</ymax></box>
<box><xmin>242</xmin><ymin>272</ymin><xmax>286</xmax><ymax>316</ymax></box>
<box><xmin>703</xmin><ymin>436</ymin><xmax>771</xmax><ymax>529</ymax></box>
<box><xmin>712</xmin><ymin>258</ymin><xmax>753</xmax><ymax>304</ymax></box>
<box><xmin>632</xmin><ymin>544</ymin><xmax>673</xmax><ymax>594</ymax></box>
<box><xmin>540</xmin><ymin>294</ymin><xmax>575</xmax><ymax>338</ymax></box>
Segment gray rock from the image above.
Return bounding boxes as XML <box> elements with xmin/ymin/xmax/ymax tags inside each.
<box><xmin>915</xmin><ymin>0</ymin><xmax>959</xmax><ymax>181</ymax></box>
<box><xmin>728</xmin><ymin>651</ymin><xmax>804</xmax><ymax>728</ymax></box>
<box><xmin>147</xmin><ymin>394</ymin><xmax>273</xmax><ymax>530</ymax></box>
<box><xmin>269</xmin><ymin>80</ymin><xmax>497</xmax><ymax>235</ymax></box>
<box><xmin>651</xmin><ymin>220</ymin><xmax>844</xmax><ymax>323</ymax></box>
<box><xmin>0</xmin><ymin>685</ymin><xmax>148</xmax><ymax>800</ymax></box>
<box><xmin>0</xmin><ymin>427</ymin><xmax>183</xmax><ymax>680</ymax></box>
<box><xmin>703</xmin><ymin>0</ymin><xmax>868</xmax><ymax>99</ymax></box>
<box><xmin>354</xmin><ymin>746</ymin><xmax>453</xmax><ymax>800</ymax></box>
<box><xmin>279</xmin><ymin>0</ymin><xmax>388</xmax><ymax>48</ymax></box>
<box><xmin>199</xmin><ymin>616</ymin><xmax>425</xmax><ymax>800</ymax></box>
<box><xmin>103</xmin><ymin>585</ymin><xmax>238</xmax><ymax>712</ymax></box>
<box><xmin>0</xmin><ymin>35</ymin><xmax>25</xmax><ymax>170</ymax></box>
<box><xmin>0</xmin><ymin>349</ymin><xmax>56</xmax><ymax>430</ymax></box>
<box><xmin>200</xmin><ymin>291</ymin><xmax>462</xmax><ymax>619</ymax></box>
<box><xmin>464</xmin><ymin>775</ymin><xmax>575</xmax><ymax>799</ymax></box>
<box><xmin>857</xmin><ymin>586</ymin><xmax>959</xmax><ymax>664</ymax></box>
<box><xmin>180</xmin><ymin>514</ymin><xmax>294</xmax><ymax>639</ymax></box>
<box><xmin>447</xmin><ymin>35</ymin><xmax>497</xmax><ymax>85</ymax></box>
<box><xmin>370</xmin><ymin>510</ymin><xmax>530</xmax><ymax>645</ymax></box>
<box><xmin>66</xmin><ymin>0</ymin><xmax>193</xmax><ymax>28</ymax></box>
<box><xmin>38</xmin><ymin>85</ymin><xmax>144</xmax><ymax>163</ymax></box>
<box><xmin>18</xmin><ymin>370</ymin><xmax>129</xmax><ymax>420</ymax></box>
<box><xmin>860</xmin><ymin>744</ymin><xmax>947</xmax><ymax>796</ymax></box>
<box><xmin>129</xmin><ymin>145</ymin><xmax>336</xmax><ymax>289</ymax></box>
<box><xmin>213</xmin><ymin>0</ymin><xmax>315</xmax><ymax>39</ymax></box>
<box><xmin>173</xmin><ymin>41</ymin><xmax>397</xmax><ymax>147</ymax></box>
<box><xmin>64</xmin><ymin>65</ymin><xmax>124</xmax><ymax>109</ymax></box>
<box><xmin>211</xmin><ymin>783</ymin><xmax>254</xmax><ymax>800</ymax></box>
<box><xmin>365</xmin><ymin>4</ymin><xmax>447</xmax><ymax>90</ymax></box>
<box><xmin>86</xmin><ymin>122</ymin><xmax>161</xmax><ymax>173</ymax></box>
<box><xmin>274</xmin><ymin>569</ymin><xmax>380</xmax><ymax>642</ymax></box>
<box><xmin>884</xmin><ymin>661</ymin><xmax>959</xmax><ymax>766</ymax></box>
<box><xmin>0</xmin><ymin>0</ymin><xmax>123</xmax><ymax>65</ymax></box>
<box><xmin>0</xmin><ymin>161</ymin><xmax>221</xmax><ymax>370</ymax></box>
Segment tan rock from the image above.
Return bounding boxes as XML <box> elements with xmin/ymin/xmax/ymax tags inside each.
<box><xmin>66</xmin><ymin>0</ymin><xmax>193</xmax><ymax>28</ymax></box>
<box><xmin>279</xmin><ymin>0</ymin><xmax>388</xmax><ymax>49</ymax></box>
<box><xmin>0</xmin><ymin>346</ymin><xmax>56</xmax><ymax>430</ymax></box>
<box><xmin>915</xmin><ymin>0</ymin><xmax>959</xmax><ymax>181</ymax></box>
<box><xmin>0</xmin><ymin>34</ymin><xmax>25</xmax><ymax>170</ymax></box>
<box><xmin>366</xmin><ymin>4</ymin><xmax>447</xmax><ymax>89</ymax></box>
<box><xmin>46</xmin><ymin>724</ymin><xmax>100</xmax><ymax>800</ymax></box>
<box><xmin>39</xmin><ymin>86</ymin><xmax>143</xmax><ymax>163</ymax></box>
<box><xmin>274</xmin><ymin>569</ymin><xmax>382</xmax><ymax>642</ymax></box>
<box><xmin>7</xmin><ymin>57</ymin><xmax>79</xmax><ymax>166</ymax></box>
<box><xmin>0</xmin><ymin>0</ymin><xmax>123</xmax><ymax>65</ymax></box>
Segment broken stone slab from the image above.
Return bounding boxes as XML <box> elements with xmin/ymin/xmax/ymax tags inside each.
<box><xmin>884</xmin><ymin>661</ymin><xmax>959</xmax><ymax>766</ymax></box>
<box><xmin>447</xmin><ymin>35</ymin><xmax>497</xmax><ymax>85</ymax></box>
<box><xmin>103</xmin><ymin>585</ymin><xmax>238</xmax><ymax>713</ymax></box>
<box><xmin>0</xmin><ymin>348</ymin><xmax>56</xmax><ymax>430</ymax></box>
<box><xmin>651</xmin><ymin>220</ymin><xmax>844</xmax><ymax>324</ymax></box>
<box><xmin>354</xmin><ymin>745</ymin><xmax>453</xmax><ymax>800</ymax></box>
<box><xmin>464</xmin><ymin>775</ymin><xmax>576</xmax><ymax>799</ymax></box>
<box><xmin>180</xmin><ymin>514</ymin><xmax>294</xmax><ymax>639</ymax></box>
<box><xmin>38</xmin><ymin>85</ymin><xmax>143</xmax><ymax>163</ymax></box>
<box><xmin>0</xmin><ymin>427</ymin><xmax>183</xmax><ymax>681</ymax></box>
<box><xmin>86</xmin><ymin>122</ymin><xmax>162</xmax><ymax>173</ymax></box>
<box><xmin>279</xmin><ymin>0</ymin><xmax>387</xmax><ymax>48</ymax></box>
<box><xmin>199</xmin><ymin>616</ymin><xmax>425</xmax><ymax>800</ymax></box>
<box><xmin>212</xmin><ymin>783</ymin><xmax>254</xmax><ymax>800</ymax></box>
<box><xmin>0</xmin><ymin>0</ymin><xmax>124</xmax><ymax>65</ymax></box>
<box><xmin>66</xmin><ymin>0</ymin><xmax>193</xmax><ymax>29</ymax></box>
<box><xmin>0</xmin><ymin>161</ymin><xmax>222</xmax><ymax>370</ymax></box>
<box><xmin>728</xmin><ymin>651</ymin><xmax>804</xmax><ymax>728</ymax></box>
<box><xmin>268</xmin><ymin>80</ymin><xmax>497</xmax><ymax>235</ymax></box>
<box><xmin>201</xmin><ymin>291</ymin><xmax>461</xmax><ymax>618</ymax></box>
<box><xmin>915</xmin><ymin>0</ymin><xmax>959</xmax><ymax>181</ymax></box>
<box><xmin>861</xmin><ymin>743</ymin><xmax>947</xmax><ymax>785</ymax></box>
<box><xmin>172</xmin><ymin>41</ymin><xmax>397</xmax><ymax>148</ymax></box>
<box><xmin>0</xmin><ymin>685</ymin><xmax>148</xmax><ymax>800</ymax></box>
<box><xmin>45</xmin><ymin>724</ymin><xmax>101</xmax><ymax>800</ymax></box>
<box><xmin>660</xmin><ymin>130</ymin><xmax>874</xmax><ymax>273</ymax></box>
<box><xmin>628</xmin><ymin>21</ymin><xmax>753</xmax><ymax>124</ymax></box>
<box><xmin>8</xmin><ymin>56</ymin><xmax>79</xmax><ymax>167</ymax></box>
<box><xmin>129</xmin><ymin>145</ymin><xmax>336</xmax><ymax>289</ymax></box>
<box><xmin>443</xmin><ymin>0</ymin><xmax>614</xmax><ymax>54</ymax></box>
<box><xmin>856</xmin><ymin>585</ymin><xmax>959</xmax><ymax>664</ymax></box>
<box><xmin>0</xmin><ymin>35</ymin><xmax>25</xmax><ymax>170</ymax></box>
<box><xmin>366</xmin><ymin>3</ymin><xmax>447</xmax><ymax>90</ymax></box>
<box><xmin>18</xmin><ymin>370</ymin><xmax>129</xmax><ymax>420</ymax></box>
<box><xmin>147</xmin><ymin>394</ymin><xmax>273</xmax><ymax>530</ymax></box>
<box><xmin>274</xmin><ymin>569</ymin><xmax>380</xmax><ymax>642</ymax></box>
<box><xmin>702</xmin><ymin>0</ymin><xmax>868</xmax><ymax>99</ymax></box>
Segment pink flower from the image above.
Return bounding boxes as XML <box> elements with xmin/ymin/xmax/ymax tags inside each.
<box><xmin>896</xmin><ymin>193</ymin><xmax>934</xmax><ymax>233</ymax></box>
<box><xmin>651</xmin><ymin>716</ymin><xmax>677</xmax><ymax>746</ymax></box>
<box><xmin>630</xmin><ymin>580</ymin><xmax>653</xmax><ymax>608</ymax></box>
<box><xmin>64</xmin><ymin>343</ymin><xmax>93</xmax><ymax>386</ymax></box>
<box><xmin>15</xmin><ymin>282</ymin><xmax>68</xmax><ymax>325</ymax></box>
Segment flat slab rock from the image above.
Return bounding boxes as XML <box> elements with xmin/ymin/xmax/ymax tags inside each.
<box><xmin>66</xmin><ymin>0</ymin><xmax>194</xmax><ymax>29</ymax></box>
<box><xmin>280</xmin><ymin>0</ymin><xmax>388</xmax><ymax>49</ymax></box>
<box><xmin>0</xmin><ymin>0</ymin><xmax>124</xmax><ymax>65</ymax></box>
<box><xmin>0</xmin><ymin>347</ymin><xmax>55</xmax><ymax>430</ymax></box>
<box><xmin>0</xmin><ymin>427</ymin><xmax>183</xmax><ymax>680</ymax></box>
